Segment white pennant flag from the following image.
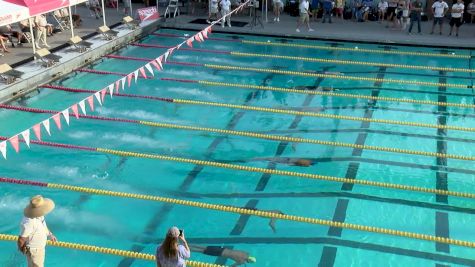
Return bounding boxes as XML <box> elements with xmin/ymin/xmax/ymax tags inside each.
<box><xmin>0</xmin><ymin>141</ymin><xmax>6</xmax><ymax>159</ymax></box>
<box><xmin>163</xmin><ymin>51</ymin><xmax>170</xmax><ymax>62</ymax></box>
<box><xmin>156</xmin><ymin>57</ymin><xmax>163</xmax><ymax>69</ymax></box>
<box><xmin>42</xmin><ymin>119</ymin><xmax>51</xmax><ymax>136</ymax></box>
<box><xmin>121</xmin><ymin>77</ymin><xmax>126</xmax><ymax>90</ymax></box>
<box><xmin>61</xmin><ymin>109</ymin><xmax>70</xmax><ymax>125</ymax></box>
<box><xmin>21</xmin><ymin>129</ymin><xmax>30</xmax><ymax>148</ymax></box>
<box><xmin>94</xmin><ymin>91</ymin><xmax>102</xmax><ymax>105</ymax></box>
<box><xmin>108</xmin><ymin>84</ymin><xmax>114</xmax><ymax>97</ymax></box>
<box><xmin>133</xmin><ymin>70</ymin><xmax>139</xmax><ymax>83</ymax></box>
<box><xmin>79</xmin><ymin>100</ymin><xmax>87</xmax><ymax>115</ymax></box>
<box><xmin>145</xmin><ymin>63</ymin><xmax>154</xmax><ymax>76</ymax></box>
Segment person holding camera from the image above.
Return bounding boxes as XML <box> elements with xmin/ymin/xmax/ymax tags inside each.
<box><xmin>156</xmin><ymin>226</ymin><xmax>190</xmax><ymax>267</ymax></box>
<box><xmin>17</xmin><ymin>195</ymin><xmax>57</xmax><ymax>267</ymax></box>
<box><xmin>221</xmin><ymin>0</ymin><xmax>232</xmax><ymax>27</ymax></box>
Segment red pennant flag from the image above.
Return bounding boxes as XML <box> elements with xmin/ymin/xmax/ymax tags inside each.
<box><xmin>202</xmin><ymin>30</ymin><xmax>208</xmax><ymax>39</ymax></box>
<box><xmin>52</xmin><ymin>113</ymin><xmax>62</xmax><ymax>130</ymax></box>
<box><xmin>115</xmin><ymin>80</ymin><xmax>120</xmax><ymax>93</ymax></box>
<box><xmin>150</xmin><ymin>60</ymin><xmax>161</xmax><ymax>71</ymax></box>
<box><xmin>186</xmin><ymin>38</ymin><xmax>193</xmax><ymax>48</ymax></box>
<box><xmin>9</xmin><ymin>135</ymin><xmax>19</xmax><ymax>153</ymax></box>
<box><xmin>0</xmin><ymin>141</ymin><xmax>6</xmax><ymax>159</ymax></box>
<box><xmin>139</xmin><ymin>67</ymin><xmax>147</xmax><ymax>78</ymax></box>
<box><xmin>101</xmin><ymin>89</ymin><xmax>107</xmax><ymax>102</ymax></box>
<box><xmin>168</xmin><ymin>47</ymin><xmax>176</xmax><ymax>55</ymax></box>
<box><xmin>207</xmin><ymin>26</ymin><xmax>212</xmax><ymax>33</ymax></box>
<box><xmin>71</xmin><ymin>104</ymin><xmax>79</xmax><ymax>119</ymax></box>
<box><xmin>87</xmin><ymin>95</ymin><xmax>94</xmax><ymax>111</ymax></box>
<box><xmin>33</xmin><ymin>124</ymin><xmax>42</xmax><ymax>141</ymax></box>
<box><xmin>127</xmin><ymin>73</ymin><xmax>133</xmax><ymax>87</ymax></box>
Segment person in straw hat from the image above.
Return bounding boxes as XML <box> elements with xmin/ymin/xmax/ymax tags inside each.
<box><xmin>17</xmin><ymin>195</ymin><xmax>57</xmax><ymax>267</ymax></box>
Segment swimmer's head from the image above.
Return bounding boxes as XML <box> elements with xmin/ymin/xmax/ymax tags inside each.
<box><xmin>295</xmin><ymin>159</ymin><xmax>312</xmax><ymax>167</ymax></box>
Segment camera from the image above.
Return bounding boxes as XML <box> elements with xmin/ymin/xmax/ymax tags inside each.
<box><xmin>179</xmin><ymin>229</ymin><xmax>183</xmax><ymax>236</ymax></box>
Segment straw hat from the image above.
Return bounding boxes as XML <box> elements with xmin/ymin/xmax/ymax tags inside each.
<box><xmin>24</xmin><ymin>195</ymin><xmax>55</xmax><ymax>218</ymax></box>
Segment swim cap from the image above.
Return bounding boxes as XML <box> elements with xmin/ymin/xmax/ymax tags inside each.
<box><xmin>247</xmin><ymin>256</ymin><xmax>257</xmax><ymax>263</ymax></box>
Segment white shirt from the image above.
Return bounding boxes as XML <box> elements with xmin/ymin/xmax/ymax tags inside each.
<box><xmin>35</xmin><ymin>15</ymin><xmax>48</xmax><ymax>27</ymax></box>
<box><xmin>451</xmin><ymin>3</ymin><xmax>464</xmax><ymax>18</ymax></box>
<box><xmin>221</xmin><ymin>0</ymin><xmax>231</xmax><ymax>11</ymax></box>
<box><xmin>299</xmin><ymin>0</ymin><xmax>309</xmax><ymax>13</ymax></box>
<box><xmin>378</xmin><ymin>1</ymin><xmax>388</xmax><ymax>9</ymax></box>
<box><xmin>210</xmin><ymin>0</ymin><xmax>218</xmax><ymax>10</ymax></box>
<box><xmin>432</xmin><ymin>1</ymin><xmax>448</xmax><ymax>17</ymax></box>
<box><xmin>20</xmin><ymin>216</ymin><xmax>50</xmax><ymax>249</ymax></box>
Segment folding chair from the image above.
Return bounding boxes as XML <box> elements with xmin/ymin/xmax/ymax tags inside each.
<box><xmin>69</xmin><ymin>36</ymin><xmax>92</xmax><ymax>52</ymax></box>
<box><xmin>52</xmin><ymin>11</ymin><xmax>69</xmax><ymax>31</ymax></box>
<box><xmin>122</xmin><ymin>16</ymin><xmax>139</xmax><ymax>29</ymax></box>
<box><xmin>164</xmin><ymin>0</ymin><xmax>181</xmax><ymax>18</ymax></box>
<box><xmin>0</xmin><ymin>64</ymin><xmax>23</xmax><ymax>84</ymax></box>
<box><xmin>35</xmin><ymin>48</ymin><xmax>62</xmax><ymax>67</ymax></box>
<box><xmin>97</xmin><ymin>25</ymin><xmax>119</xmax><ymax>40</ymax></box>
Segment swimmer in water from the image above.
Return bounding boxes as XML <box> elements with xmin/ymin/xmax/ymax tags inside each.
<box><xmin>212</xmin><ymin>157</ymin><xmax>315</xmax><ymax>167</ymax></box>
<box><xmin>189</xmin><ymin>245</ymin><xmax>256</xmax><ymax>267</ymax></box>
<box><xmin>293</xmin><ymin>85</ymin><xmax>339</xmax><ymax>91</ymax></box>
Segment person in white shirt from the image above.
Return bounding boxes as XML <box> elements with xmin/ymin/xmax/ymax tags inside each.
<box><xmin>296</xmin><ymin>0</ymin><xmax>314</xmax><ymax>32</ymax></box>
<box><xmin>207</xmin><ymin>0</ymin><xmax>220</xmax><ymax>23</ymax></box>
<box><xmin>378</xmin><ymin>0</ymin><xmax>389</xmax><ymax>22</ymax></box>
<box><xmin>430</xmin><ymin>0</ymin><xmax>448</xmax><ymax>34</ymax></box>
<box><xmin>17</xmin><ymin>195</ymin><xmax>57</xmax><ymax>267</ymax></box>
<box><xmin>448</xmin><ymin>0</ymin><xmax>464</xmax><ymax>36</ymax></box>
<box><xmin>273</xmin><ymin>0</ymin><xmax>284</xmax><ymax>22</ymax></box>
<box><xmin>221</xmin><ymin>0</ymin><xmax>232</xmax><ymax>27</ymax></box>
<box><xmin>34</xmin><ymin>15</ymin><xmax>52</xmax><ymax>49</ymax></box>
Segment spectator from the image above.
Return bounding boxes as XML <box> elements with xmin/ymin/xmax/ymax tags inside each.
<box><xmin>408</xmin><ymin>0</ymin><xmax>423</xmax><ymax>33</ymax></box>
<box><xmin>273</xmin><ymin>0</ymin><xmax>284</xmax><ymax>22</ymax></box>
<box><xmin>17</xmin><ymin>195</ymin><xmax>57</xmax><ymax>267</ymax></box>
<box><xmin>361</xmin><ymin>0</ymin><xmax>373</xmax><ymax>21</ymax></box>
<box><xmin>34</xmin><ymin>14</ymin><xmax>51</xmax><ymax>49</ymax></box>
<box><xmin>335</xmin><ymin>0</ymin><xmax>344</xmax><ymax>19</ymax></box>
<box><xmin>221</xmin><ymin>0</ymin><xmax>232</xmax><ymax>27</ymax></box>
<box><xmin>378</xmin><ymin>0</ymin><xmax>388</xmax><ymax>22</ymax></box>
<box><xmin>310</xmin><ymin>0</ymin><xmax>319</xmax><ymax>22</ymax></box>
<box><xmin>296</xmin><ymin>0</ymin><xmax>314</xmax><ymax>31</ymax></box>
<box><xmin>123</xmin><ymin>0</ymin><xmax>131</xmax><ymax>15</ymax></box>
<box><xmin>0</xmin><ymin>24</ymin><xmax>26</xmax><ymax>47</ymax></box>
<box><xmin>89</xmin><ymin>0</ymin><xmax>103</xmax><ymax>19</ymax></box>
<box><xmin>430</xmin><ymin>0</ymin><xmax>448</xmax><ymax>34</ymax></box>
<box><xmin>351</xmin><ymin>0</ymin><xmax>362</xmax><ymax>20</ymax></box>
<box><xmin>468</xmin><ymin>0</ymin><xmax>475</xmax><ymax>23</ymax></box>
<box><xmin>386</xmin><ymin>0</ymin><xmax>398</xmax><ymax>26</ymax></box>
<box><xmin>0</xmin><ymin>36</ymin><xmax>10</xmax><ymax>53</ymax></box>
<box><xmin>190</xmin><ymin>245</ymin><xmax>256</xmax><ymax>267</ymax></box>
<box><xmin>400</xmin><ymin>0</ymin><xmax>410</xmax><ymax>30</ymax></box>
<box><xmin>156</xmin><ymin>227</ymin><xmax>190</xmax><ymax>267</ymax></box>
<box><xmin>448</xmin><ymin>0</ymin><xmax>464</xmax><ymax>36</ymax></box>
<box><xmin>322</xmin><ymin>0</ymin><xmax>334</xmax><ymax>23</ymax></box>
<box><xmin>207</xmin><ymin>0</ymin><xmax>219</xmax><ymax>23</ymax></box>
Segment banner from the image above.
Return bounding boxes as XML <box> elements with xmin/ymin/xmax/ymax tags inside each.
<box><xmin>137</xmin><ymin>7</ymin><xmax>159</xmax><ymax>22</ymax></box>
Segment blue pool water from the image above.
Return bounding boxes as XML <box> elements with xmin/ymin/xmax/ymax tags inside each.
<box><xmin>0</xmin><ymin>28</ymin><xmax>475</xmax><ymax>266</ymax></box>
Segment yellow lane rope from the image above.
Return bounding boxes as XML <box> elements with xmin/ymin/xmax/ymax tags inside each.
<box><xmin>198</xmin><ymin>80</ymin><xmax>475</xmax><ymax>109</ymax></box>
<box><xmin>139</xmin><ymin>121</ymin><xmax>474</xmax><ymax>161</ymax></box>
<box><xmin>11</xmin><ymin>182</ymin><xmax>468</xmax><ymax>248</ymax></box>
<box><xmin>171</xmin><ymin>98</ymin><xmax>475</xmax><ymax>132</ymax></box>
<box><xmin>95</xmin><ymin>147</ymin><xmax>475</xmax><ymax>199</ymax></box>
<box><xmin>0</xmin><ymin>234</ymin><xmax>222</xmax><ymax>267</ymax></box>
<box><xmin>241</xmin><ymin>40</ymin><xmax>470</xmax><ymax>59</ymax></box>
<box><xmin>204</xmin><ymin>64</ymin><xmax>469</xmax><ymax>89</ymax></box>
<box><xmin>231</xmin><ymin>52</ymin><xmax>475</xmax><ymax>73</ymax></box>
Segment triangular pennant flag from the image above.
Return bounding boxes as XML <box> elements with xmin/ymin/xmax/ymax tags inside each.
<box><xmin>150</xmin><ymin>60</ymin><xmax>161</xmax><ymax>71</ymax></box>
<box><xmin>33</xmin><ymin>123</ymin><xmax>42</xmax><ymax>141</ymax></box>
<box><xmin>87</xmin><ymin>95</ymin><xmax>95</xmax><ymax>111</ymax></box>
<box><xmin>9</xmin><ymin>135</ymin><xmax>19</xmax><ymax>153</ymax></box>
<box><xmin>79</xmin><ymin>100</ymin><xmax>87</xmax><ymax>115</ymax></box>
<box><xmin>133</xmin><ymin>70</ymin><xmax>139</xmax><ymax>83</ymax></box>
<box><xmin>176</xmin><ymin>43</ymin><xmax>183</xmax><ymax>50</ymax></box>
<box><xmin>94</xmin><ymin>91</ymin><xmax>102</xmax><ymax>106</ymax></box>
<box><xmin>61</xmin><ymin>109</ymin><xmax>70</xmax><ymax>125</ymax></box>
<box><xmin>145</xmin><ymin>63</ymin><xmax>154</xmax><ymax>76</ymax></box>
<box><xmin>0</xmin><ymin>141</ymin><xmax>6</xmax><ymax>159</ymax></box>
<box><xmin>42</xmin><ymin>119</ymin><xmax>51</xmax><ymax>136</ymax></box>
<box><xmin>202</xmin><ymin>29</ymin><xmax>208</xmax><ymax>39</ymax></box>
<box><xmin>156</xmin><ymin>56</ymin><xmax>163</xmax><ymax>69</ymax></box>
<box><xmin>127</xmin><ymin>73</ymin><xmax>133</xmax><ymax>87</ymax></box>
<box><xmin>71</xmin><ymin>104</ymin><xmax>79</xmax><ymax>119</ymax></box>
<box><xmin>194</xmin><ymin>33</ymin><xmax>203</xmax><ymax>42</ymax></box>
<box><xmin>186</xmin><ymin>38</ymin><xmax>193</xmax><ymax>47</ymax></box>
<box><xmin>108</xmin><ymin>84</ymin><xmax>114</xmax><ymax>97</ymax></box>
<box><xmin>121</xmin><ymin>77</ymin><xmax>126</xmax><ymax>90</ymax></box>
<box><xmin>163</xmin><ymin>51</ymin><xmax>170</xmax><ymax>62</ymax></box>
<box><xmin>168</xmin><ymin>47</ymin><xmax>176</xmax><ymax>55</ymax></box>
<box><xmin>207</xmin><ymin>26</ymin><xmax>212</xmax><ymax>33</ymax></box>
<box><xmin>21</xmin><ymin>129</ymin><xmax>30</xmax><ymax>148</ymax></box>
<box><xmin>139</xmin><ymin>67</ymin><xmax>147</xmax><ymax>78</ymax></box>
<box><xmin>115</xmin><ymin>80</ymin><xmax>120</xmax><ymax>93</ymax></box>
<box><xmin>101</xmin><ymin>88</ymin><xmax>107</xmax><ymax>102</ymax></box>
<box><xmin>52</xmin><ymin>113</ymin><xmax>62</xmax><ymax>130</ymax></box>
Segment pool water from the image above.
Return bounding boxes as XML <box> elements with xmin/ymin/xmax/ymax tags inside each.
<box><xmin>0</xmin><ymin>28</ymin><xmax>475</xmax><ymax>267</ymax></box>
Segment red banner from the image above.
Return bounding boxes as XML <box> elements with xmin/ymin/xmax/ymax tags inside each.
<box><xmin>137</xmin><ymin>7</ymin><xmax>159</xmax><ymax>22</ymax></box>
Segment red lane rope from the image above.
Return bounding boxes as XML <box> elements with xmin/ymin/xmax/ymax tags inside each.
<box><xmin>0</xmin><ymin>136</ymin><xmax>96</xmax><ymax>151</ymax></box>
<box><xmin>40</xmin><ymin>85</ymin><xmax>174</xmax><ymax>103</ymax></box>
<box><xmin>73</xmin><ymin>68</ymin><xmax>153</xmax><ymax>80</ymax></box>
<box><xmin>159</xmin><ymin>78</ymin><xmax>198</xmax><ymax>83</ymax></box>
<box><xmin>103</xmin><ymin>54</ymin><xmax>204</xmax><ymax>67</ymax></box>
<box><xmin>151</xmin><ymin>33</ymin><xmax>241</xmax><ymax>43</ymax></box>
<box><xmin>0</xmin><ymin>177</ymin><xmax>48</xmax><ymax>187</ymax></box>
<box><xmin>131</xmin><ymin>43</ymin><xmax>232</xmax><ymax>54</ymax></box>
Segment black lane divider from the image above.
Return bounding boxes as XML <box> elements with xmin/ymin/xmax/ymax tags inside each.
<box><xmin>435</xmin><ymin>70</ymin><xmax>450</xmax><ymax>255</ymax></box>
<box><xmin>335</xmin><ymin>86</ymin><xmax>474</xmax><ymax>97</ymax></box>
<box><xmin>319</xmin><ymin>65</ymin><xmax>387</xmax><ymax>267</ymax></box>
<box><xmin>342</xmin><ymin>70</ymin><xmax>475</xmax><ymax>80</ymax></box>
<box><xmin>117</xmin><ymin>72</ymin><xmax>274</xmax><ymax>267</ymax></box>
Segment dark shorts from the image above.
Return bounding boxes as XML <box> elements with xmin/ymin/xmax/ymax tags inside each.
<box><xmin>387</xmin><ymin>6</ymin><xmax>396</xmax><ymax>16</ymax></box>
<box><xmin>396</xmin><ymin>9</ymin><xmax>403</xmax><ymax>19</ymax></box>
<box><xmin>449</xmin><ymin>17</ymin><xmax>463</xmax><ymax>27</ymax></box>
<box><xmin>433</xmin><ymin>17</ymin><xmax>444</xmax><ymax>25</ymax></box>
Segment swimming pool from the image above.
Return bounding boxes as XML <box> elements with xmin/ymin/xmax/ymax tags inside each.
<box><xmin>0</xmin><ymin>28</ymin><xmax>475</xmax><ymax>266</ymax></box>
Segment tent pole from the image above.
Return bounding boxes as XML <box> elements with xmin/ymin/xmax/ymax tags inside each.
<box><xmin>130</xmin><ymin>0</ymin><xmax>133</xmax><ymax>16</ymax></box>
<box><xmin>101</xmin><ymin>0</ymin><xmax>106</xmax><ymax>26</ymax></box>
<box><xmin>28</xmin><ymin>17</ymin><xmax>36</xmax><ymax>56</ymax></box>
<box><xmin>68</xmin><ymin>6</ymin><xmax>74</xmax><ymax>38</ymax></box>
